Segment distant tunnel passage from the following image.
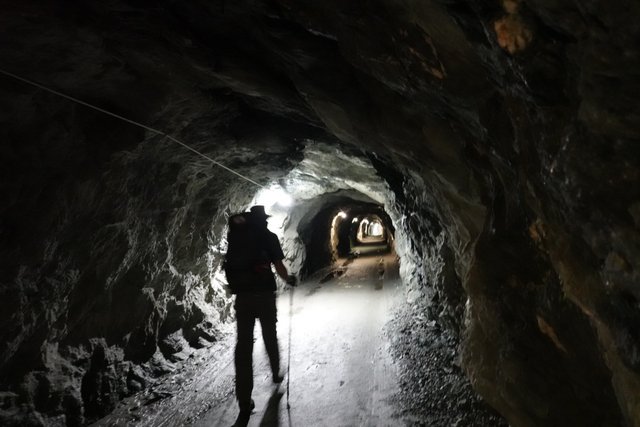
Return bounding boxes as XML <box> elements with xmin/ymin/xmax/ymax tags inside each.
<box><xmin>296</xmin><ymin>196</ymin><xmax>395</xmax><ymax>278</ymax></box>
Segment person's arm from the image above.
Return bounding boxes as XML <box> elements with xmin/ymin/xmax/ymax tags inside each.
<box><xmin>269</xmin><ymin>233</ymin><xmax>297</xmax><ymax>286</ymax></box>
<box><xmin>274</xmin><ymin>259</ymin><xmax>289</xmax><ymax>281</ymax></box>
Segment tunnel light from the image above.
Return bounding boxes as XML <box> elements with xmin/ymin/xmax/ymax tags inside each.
<box><xmin>255</xmin><ymin>186</ymin><xmax>293</xmax><ymax>208</ymax></box>
<box><xmin>276</xmin><ymin>190</ymin><xmax>293</xmax><ymax>207</ymax></box>
<box><xmin>352</xmin><ymin>217</ymin><xmax>359</xmax><ymax>223</ymax></box>
<box><xmin>337</xmin><ymin>211</ymin><xmax>347</xmax><ymax>219</ymax></box>
<box><xmin>370</xmin><ymin>222</ymin><xmax>384</xmax><ymax>237</ymax></box>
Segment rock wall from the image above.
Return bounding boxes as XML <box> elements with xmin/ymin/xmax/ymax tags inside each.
<box><xmin>0</xmin><ymin>94</ymin><xmax>281</xmax><ymax>424</ymax></box>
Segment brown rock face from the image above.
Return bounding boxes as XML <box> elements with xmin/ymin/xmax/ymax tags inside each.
<box><xmin>1</xmin><ymin>0</ymin><xmax>639</xmax><ymax>426</ymax></box>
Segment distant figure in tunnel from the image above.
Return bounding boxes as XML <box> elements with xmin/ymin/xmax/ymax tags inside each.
<box><xmin>223</xmin><ymin>205</ymin><xmax>297</xmax><ymax>421</ymax></box>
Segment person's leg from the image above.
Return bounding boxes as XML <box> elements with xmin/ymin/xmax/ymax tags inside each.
<box><xmin>258</xmin><ymin>295</ymin><xmax>281</xmax><ymax>381</ymax></box>
<box><xmin>235</xmin><ymin>296</ymin><xmax>256</xmax><ymax>412</ymax></box>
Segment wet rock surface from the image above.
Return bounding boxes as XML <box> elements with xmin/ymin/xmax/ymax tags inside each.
<box><xmin>89</xmin><ymin>325</ymin><xmax>237</xmax><ymax>427</ymax></box>
<box><xmin>388</xmin><ymin>301</ymin><xmax>507</xmax><ymax>427</ymax></box>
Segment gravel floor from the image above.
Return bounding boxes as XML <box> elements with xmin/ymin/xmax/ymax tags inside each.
<box><xmin>387</xmin><ymin>300</ymin><xmax>508</xmax><ymax>427</ymax></box>
<box><xmin>96</xmin><ymin>255</ymin><xmax>508</xmax><ymax>427</ymax></box>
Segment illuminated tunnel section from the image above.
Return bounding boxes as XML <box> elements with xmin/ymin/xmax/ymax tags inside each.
<box><xmin>337</xmin><ymin>210</ymin><xmax>393</xmax><ymax>258</ymax></box>
<box><xmin>349</xmin><ymin>213</ymin><xmax>393</xmax><ymax>256</ymax></box>
<box><xmin>293</xmin><ymin>190</ymin><xmax>394</xmax><ymax>278</ymax></box>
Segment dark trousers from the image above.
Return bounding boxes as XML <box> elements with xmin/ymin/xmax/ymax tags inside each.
<box><xmin>234</xmin><ymin>292</ymin><xmax>280</xmax><ymax>410</ymax></box>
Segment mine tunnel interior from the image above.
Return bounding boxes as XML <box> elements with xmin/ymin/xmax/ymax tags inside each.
<box><xmin>296</xmin><ymin>194</ymin><xmax>395</xmax><ymax>277</ymax></box>
<box><xmin>350</xmin><ymin>212</ymin><xmax>393</xmax><ymax>252</ymax></box>
<box><xmin>1</xmin><ymin>1</ymin><xmax>640</xmax><ymax>426</ymax></box>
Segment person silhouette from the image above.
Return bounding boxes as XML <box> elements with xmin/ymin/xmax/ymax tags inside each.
<box><xmin>224</xmin><ymin>205</ymin><xmax>297</xmax><ymax>421</ymax></box>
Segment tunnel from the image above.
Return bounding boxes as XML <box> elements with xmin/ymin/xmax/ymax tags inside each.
<box><xmin>1</xmin><ymin>1</ymin><xmax>640</xmax><ymax>426</ymax></box>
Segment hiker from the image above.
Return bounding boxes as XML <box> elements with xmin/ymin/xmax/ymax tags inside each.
<box><xmin>223</xmin><ymin>205</ymin><xmax>297</xmax><ymax>419</ymax></box>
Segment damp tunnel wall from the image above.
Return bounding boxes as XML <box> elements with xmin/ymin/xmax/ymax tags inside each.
<box><xmin>1</xmin><ymin>1</ymin><xmax>640</xmax><ymax>426</ymax></box>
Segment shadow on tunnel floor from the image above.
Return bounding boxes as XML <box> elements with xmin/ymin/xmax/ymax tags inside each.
<box><xmin>258</xmin><ymin>388</ymin><xmax>284</xmax><ymax>427</ymax></box>
<box><xmin>231</xmin><ymin>388</ymin><xmax>285</xmax><ymax>427</ymax></box>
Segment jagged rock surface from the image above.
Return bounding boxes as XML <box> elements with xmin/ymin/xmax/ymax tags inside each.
<box><xmin>1</xmin><ymin>0</ymin><xmax>639</xmax><ymax>426</ymax></box>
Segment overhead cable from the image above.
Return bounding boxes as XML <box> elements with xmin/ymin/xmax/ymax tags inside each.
<box><xmin>0</xmin><ymin>68</ymin><xmax>265</xmax><ymax>189</ymax></box>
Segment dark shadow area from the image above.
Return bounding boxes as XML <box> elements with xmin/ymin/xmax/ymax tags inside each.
<box><xmin>258</xmin><ymin>388</ymin><xmax>284</xmax><ymax>427</ymax></box>
<box><xmin>232</xmin><ymin>412</ymin><xmax>250</xmax><ymax>427</ymax></box>
<box><xmin>231</xmin><ymin>388</ymin><xmax>283</xmax><ymax>427</ymax></box>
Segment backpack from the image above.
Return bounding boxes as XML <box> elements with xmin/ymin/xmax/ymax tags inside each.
<box><xmin>223</xmin><ymin>213</ymin><xmax>272</xmax><ymax>293</ymax></box>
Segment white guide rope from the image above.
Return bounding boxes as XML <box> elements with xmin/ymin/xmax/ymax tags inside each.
<box><xmin>0</xmin><ymin>68</ymin><xmax>265</xmax><ymax>189</ymax></box>
<box><xmin>2</xmin><ymin>68</ymin><xmax>299</xmax><ymax>417</ymax></box>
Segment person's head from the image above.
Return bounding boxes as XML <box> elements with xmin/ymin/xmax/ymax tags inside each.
<box><xmin>249</xmin><ymin>205</ymin><xmax>270</xmax><ymax>227</ymax></box>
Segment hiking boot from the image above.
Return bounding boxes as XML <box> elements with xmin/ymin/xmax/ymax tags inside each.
<box><xmin>273</xmin><ymin>372</ymin><xmax>284</xmax><ymax>384</ymax></box>
<box><xmin>234</xmin><ymin>410</ymin><xmax>251</xmax><ymax>427</ymax></box>
<box><xmin>238</xmin><ymin>398</ymin><xmax>255</xmax><ymax>415</ymax></box>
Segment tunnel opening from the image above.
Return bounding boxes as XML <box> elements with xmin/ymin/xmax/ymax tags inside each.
<box><xmin>349</xmin><ymin>212</ymin><xmax>393</xmax><ymax>257</ymax></box>
<box><xmin>293</xmin><ymin>192</ymin><xmax>396</xmax><ymax>278</ymax></box>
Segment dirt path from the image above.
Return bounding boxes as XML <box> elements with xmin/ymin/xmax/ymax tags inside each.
<box><xmin>95</xmin><ymin>253</ymin><xmax>404</xmax><ymax>427</ymax></box>
<box><xmin>95</xmin><ymin>252</ymin><xmax>506</xmax><ymax>427</ymax></box>
<box><xmin>195</xmin><ymin>253</ymin><xmax>403</xmax><ymax>427</ymax></box>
